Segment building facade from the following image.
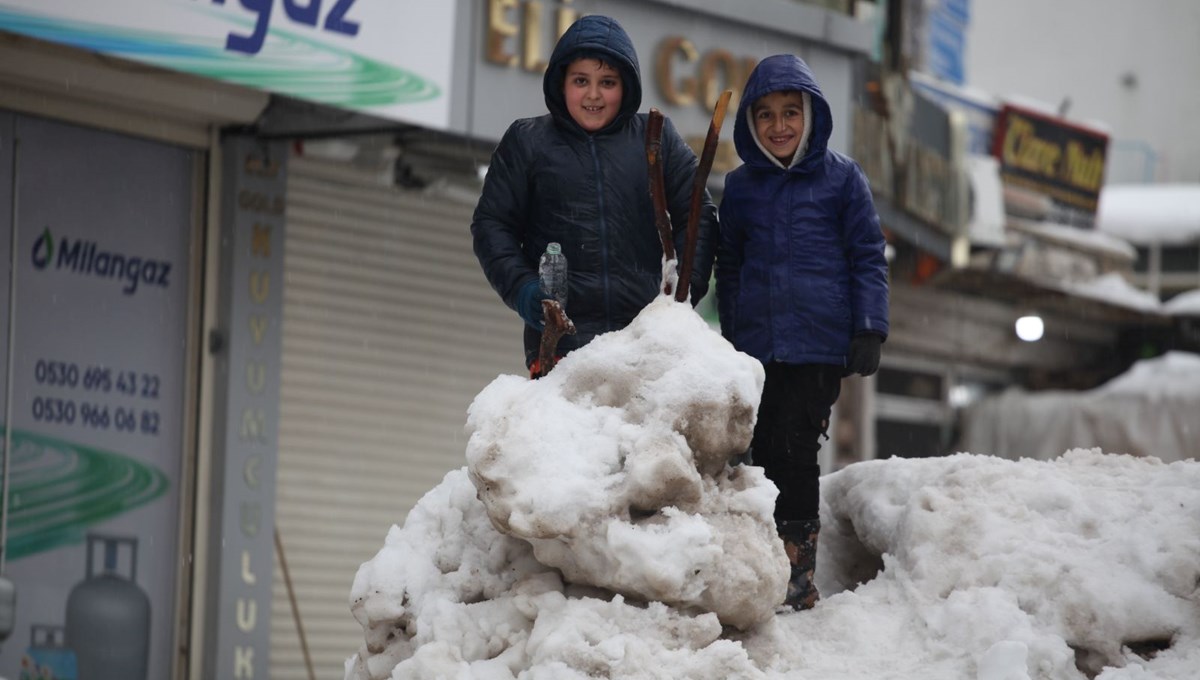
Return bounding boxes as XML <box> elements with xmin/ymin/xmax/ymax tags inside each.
<box><xmin>0</xmin><ymin>1</ymin><xmax>875</xmax><ymax>678</ymax></box>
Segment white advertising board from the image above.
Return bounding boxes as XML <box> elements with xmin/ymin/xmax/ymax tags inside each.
<box><xmin>0</xmin><ymin>0</ymin><xmax>455</xmax><ymax>129</ymax></box>
<box><xmin>0</xmin><ymin>114</ymin><xmax>193</xmax><ymax>680</ymax></box>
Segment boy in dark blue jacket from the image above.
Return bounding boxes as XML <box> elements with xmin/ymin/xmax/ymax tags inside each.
<box><xmin>716</xmin><ymin>54</ymin><xmax>889</xmax><ymax>610</ymax></box>
<box><xmin>472</xmin><ymin>15</ymin><xmax>717</xmax><ymax>374</ymax></box>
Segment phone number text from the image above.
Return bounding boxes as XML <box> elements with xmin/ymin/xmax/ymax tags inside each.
<box><xmin>34</xmin><ymin>359</ymin><xmax>160</xmax><ymax>399</ymax></box>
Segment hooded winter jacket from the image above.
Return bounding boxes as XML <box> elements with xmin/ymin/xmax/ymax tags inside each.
<box><xmin>472</xmin><ymin>15</ymin><xmax>717</xmax><ymax>366</ymax></box>
<box><xmin>716</xmin><ymin>54</ymin><xmax>889</xmax><ymax>366</ymax></box>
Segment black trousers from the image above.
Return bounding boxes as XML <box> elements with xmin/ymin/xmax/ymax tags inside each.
<box><xmin>751</xmin><ymin>362</ymin><xmax>843</xmax><ymax>524</ymax></box>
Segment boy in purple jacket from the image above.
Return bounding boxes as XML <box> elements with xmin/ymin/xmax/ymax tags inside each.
<box><xmin>716</xmin><ymin>54</ymin><xmax>890</xmax><ymax>610</ymax></box>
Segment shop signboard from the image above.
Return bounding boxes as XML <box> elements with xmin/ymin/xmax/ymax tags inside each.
<box><xmin>992</xmin><ymin>103</ymin><xmax>1109</xmax><ymax>216</ymax></box>
<box><xmin>852</xmin><ymin>80</ymin><xmax>969</xmax><ymax>240</ymax></box>
<box><xmin>0</xmin><ymin>0</ymin><xmax>456</xmax><ymax>129</ymax></box>
<box><xmin>909</xmin><ymin>72</ymin><xmax>997</xmax><ymax>156</ymax></box>
<box><xmin>925</xmin><ymin>0</ymin><xmax>969</xmax><ymax>85</ymax></box>
<box><xmin>0</xmin><ymin>114</ymin><xmax>193</xmax><ymax>680</ymax></box>
<box><xmin>204</xmin><ymin>136</ymin><xmax>287</xmax><ymax>680</ymax></box>
<box><xmin>466</xmin><ymin>0</ymin><xmax>869</xmax><ymax>169</ymax></box>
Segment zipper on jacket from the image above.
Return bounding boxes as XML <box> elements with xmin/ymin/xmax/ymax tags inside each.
<box><xmin>588</xmin><ymin>136</ymin><xmax>613</xmax><ymax>330</ymax></box>
<box><xmin>775</xmin><ymin>172</ymin><xmax>790</xmax><ymax>360</ymax></box>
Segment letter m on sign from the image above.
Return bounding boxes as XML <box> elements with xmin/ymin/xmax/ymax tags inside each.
<box><xmin>241</xmin><ymin>409</ymin><xmax>266</xmax><ymax>441</ymax></box>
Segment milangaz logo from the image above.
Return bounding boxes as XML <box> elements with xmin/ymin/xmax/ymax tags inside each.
<box><xmin>31</xmin><ymin>228</ymin><xmax>172</xmax><ymax>295</ymax></box>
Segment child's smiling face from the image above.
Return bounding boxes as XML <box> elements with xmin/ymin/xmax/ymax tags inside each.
<box><xmin>752</xmin><ymin>91</ymin><xmax>806</xmax><ymax>164</ymax></box>
<box><xmin>563</xmin><ymin>58</ymin><xmax>623</xmax><ymax>132</ymax></box>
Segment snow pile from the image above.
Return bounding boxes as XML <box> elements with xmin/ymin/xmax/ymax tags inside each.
<box><xmin>963</xmin><ymin>351</ymin><xmax>1200</xmax><ymax>463</ymax></box>
<box><xmin>464</xmin><ymin>296</ymin><xmax>780</xmax><ymax>631</ymax></box>
<box><xmin>807</xmin><ymin>450</ymin><xmax>1200</xmax><ymax>679</ymax></box>
<box><xmin>345</xmin><ymin>296</ymin><xmax>783</xmax><ymax>679</ymax></box>
<box><xmin>344</xmin><ymin>467</ymin><xmax>772</xmax><ymax>680</ymax></box>
<box><xmin>345</xmin><ymin>447</ymin><xmax>1200</xmax><ymax>679</ymax></box>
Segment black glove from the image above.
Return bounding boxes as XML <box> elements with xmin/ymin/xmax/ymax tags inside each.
<box><xmin>515</xmin><ymin>280</ymin><xmax>550</xmax><ymax>330</ymax></box>
<box><xmin>846</xmin><ymin>332</ymin><xmax>882</xmax><ymax>377</ymax></box>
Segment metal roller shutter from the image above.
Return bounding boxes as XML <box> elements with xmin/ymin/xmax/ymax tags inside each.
<box><xmin>272</xmin><ymin>154</ymin><xmax>524</xmax><ymax>679</ymax></box>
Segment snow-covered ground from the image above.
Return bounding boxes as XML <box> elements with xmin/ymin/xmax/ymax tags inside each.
<box><xmin>345</xmin><ymin>298</ymin><xmax>1200</xmax><ymax>680</ymax></box>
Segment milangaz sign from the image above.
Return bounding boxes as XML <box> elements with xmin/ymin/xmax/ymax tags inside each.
<box><xmin>992</xmin><ymin>103</ymin><xmax>1109</xmax><ymax>214</ymax></box>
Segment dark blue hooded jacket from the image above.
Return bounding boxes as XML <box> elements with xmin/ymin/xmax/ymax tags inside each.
<box><xmin>716</xmin><ymin>54</ymin><xmax>889</xmax><ymax>366</ymax></box>
<box><xmin>471</xmin><ymin>15</ymin><xmax>717</xmax><ymax>366</ymax></box>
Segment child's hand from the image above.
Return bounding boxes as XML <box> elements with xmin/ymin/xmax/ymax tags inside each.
<box><xmin>846</xmin><ymin>332</ymin><xmax>882</xmax><ymax>377</ymax></box>
<box><xmin>516</xmin><ymin>280</ymin><xmax>551</xmax><ymax>330</ymax></box>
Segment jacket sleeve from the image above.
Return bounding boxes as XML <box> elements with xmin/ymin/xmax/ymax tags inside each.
<box><xmin>715</xmin><ymin>174</ymin><xmax>746</xmax><ymax>340</ymax></box>
<box><xmin>661</xmin><ymin>116</ymin><xmax>719</xmax><ymax>304</ymax></box>
<box><xmin>471</xmin><ymin>122</ymin><xmax>539</xmax><ymax>311</ymax></box>
<box><xmin>841</xmin><ymin>162</ymin><xmax>890</xmax><ymax>339</ymax></box>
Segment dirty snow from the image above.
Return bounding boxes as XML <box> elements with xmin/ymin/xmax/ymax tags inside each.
<box><xmin>345</xmin><ymin>299</ymin><xmax>1200</xmax><ymax>680</ymax></box>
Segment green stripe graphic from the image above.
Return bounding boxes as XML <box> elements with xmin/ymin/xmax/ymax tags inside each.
<box><xmin>0</xmin><ymin>5</ymin><xmax>441</xmax><ymax>108</ymax></box>
<box><xmin>2</xmin><ymin>429</ymin><xmax>170</xmax><ymax>561</ymax></box>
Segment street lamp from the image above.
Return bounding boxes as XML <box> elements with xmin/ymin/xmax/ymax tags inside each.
<box><xmin>1015</xmin><ymin>315</ymin><xmax>1044</xmax><ymax>342</ymax></box>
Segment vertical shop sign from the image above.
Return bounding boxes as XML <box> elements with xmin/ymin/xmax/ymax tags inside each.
<box><xmin>209</xmin><ymin>137</ymin><xmax>285</xmax><ymax>680</ymax></box>
<box><xmin>0</xmin><ymin>115</ymin><xmax>192</xmax><ymax>680</ymax></box>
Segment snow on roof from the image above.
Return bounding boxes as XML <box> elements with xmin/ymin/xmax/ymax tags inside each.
<box><xmin>1165</xmin><ymin>288</ymin><xmax>1200</xmax><ymax>317</ymax></box>
<box><xmin>1057</xmin><ymin>272</ymin><xmax>1163</xmax><ymax>313</ymax></box>
<box><xmin>1096</xmin><ymin>183</ymin><xmax>1200</xmax><ymax>245</ymax></box>
<box><xmin>962</xmin><ymin>351</ymin><xmax>1200</xmax><ymax>465</ymax></box>
<box><xmin>1011</xmin><ymin>218</ymin><xmax>1137</xmax><ymax>261</ymax></box>
<box><xmin>1099</xmin><ymin>350</ymin><xmax>1200</xmax><ymax>398</ymax></box>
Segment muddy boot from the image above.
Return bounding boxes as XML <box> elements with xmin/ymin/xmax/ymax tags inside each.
<box><xmin>779</xmin><ymin>519</ymin><xmax>820</xmax><ymax>610</ymax></box>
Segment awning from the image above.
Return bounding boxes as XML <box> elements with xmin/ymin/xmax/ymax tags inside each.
<box><xmin>929</xmin><ymin>267</ymin><xmax>1172</xmax><ymax>326</ymax></box>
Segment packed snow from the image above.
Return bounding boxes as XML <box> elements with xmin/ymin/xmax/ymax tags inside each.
<box><xmin>1012</xmin><ymin>219</ymin><xmax>1137</xmax><ymax>262</ymax></box>
<box><xmin>1164</xmin><ymin>288</ymin><xmax>1200</xmax><ymax>317</ymax></box>
<box><xmin>1057</xmin><ymin>272</ymin><xmax>1165</xmax><ymax>314</ymax></box>
<box><xmin>1097</xmin><ymin>184</ymin><xmax>1200</xmax><ymax>245</ymax></box>
<box><xmin>345</xmin><ymin>298</ymin><xmax>1200</xmax><ymax>680</ymax></box>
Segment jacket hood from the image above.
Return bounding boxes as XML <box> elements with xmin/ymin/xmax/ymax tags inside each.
<box><xmin>543</xmin><ymin>15</ymin><xmax>642</xmax><ymax>135</ymax></box>
<box><xmin>733</xmin><ymin>54</ymin><xmax>833</xmax><ymax>171</ymax></box>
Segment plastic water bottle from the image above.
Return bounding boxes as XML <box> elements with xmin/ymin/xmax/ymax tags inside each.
<box><xmin>539</xmin><ymin>242</ymin><xmax>568</xmax><ymax>309</ymax></box>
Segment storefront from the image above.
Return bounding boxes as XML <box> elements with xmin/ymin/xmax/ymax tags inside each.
<box><xmin>848</xmin><ymin>53</ymin><xmax>1168</xmax><ymax>467</ymax></box>
<box><xmin>0</xmin><ymin>20</ymin><xmax>277</xmax><ymax>679</ymax></box>
<box><xmin>269</xmin><ymin>2</ymin><xmax>876</xmax><ymax>678</ymax></box>
<box><xmin>0</xmin><ymin>1</ymin><xmax>454</xmax><ymax>677</ymax></box>
<box><xmin>2</xmin><ymin>1</ymin><xmax>877</xmax><ymax>678</ymax></box>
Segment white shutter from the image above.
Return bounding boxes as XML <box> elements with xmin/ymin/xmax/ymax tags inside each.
<box><xmin>271</xmin><ymin>154</ymin><xmax>525</xmax><ymax>679</ymax></box>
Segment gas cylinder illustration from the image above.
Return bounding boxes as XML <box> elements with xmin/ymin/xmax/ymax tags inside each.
<box><xmin>21</xmin><ymin>625</ymin><xmax>78</xmax><ymax>680</ymax></box>
<box><xmin>64</xmin><ymin>534</ymin><xmax>150</xmax><ymax>680</ymax></box>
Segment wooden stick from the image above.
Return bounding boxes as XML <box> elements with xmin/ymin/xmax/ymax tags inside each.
<box><xmin>536</xmin><ymin>300</ymin><xmax>576</xmax><ymax>377</ymax></box>
<box><xmin>275</xmin><ymin>528</ymin><xmax>317</xmax><ymax>680</ymax></box>
<box><xmin>646</xmin><ymin>108</ymin><xmax>676</xmax><ymax>297</ymax></box>
<box><xmin>675</xmin><ymin>90</ymin><xmax>732</xmax><ymax>303</ymax></box>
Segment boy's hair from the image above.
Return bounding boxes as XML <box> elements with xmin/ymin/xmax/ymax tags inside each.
<box><xmin>561</xmin><ymin>50</ymin><xmax>620</xmax><ymax>85</ymax></box>
<box><xmin>752</xmin><ymin>89</ymin><xmax>805</xmax><ymax>114</ymax></box>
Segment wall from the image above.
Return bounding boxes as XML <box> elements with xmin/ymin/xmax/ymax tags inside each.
<box><xmin>452</xmin><ymin>0</ymin><xmax>874</xmax><ymax>161</ymax></box>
